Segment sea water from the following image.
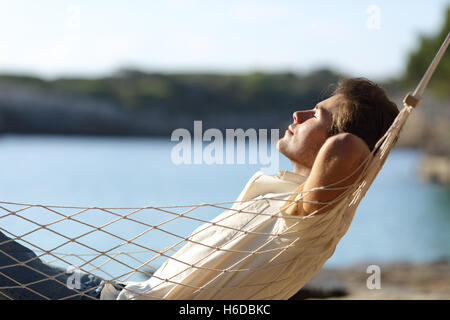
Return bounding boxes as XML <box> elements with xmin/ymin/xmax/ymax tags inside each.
<box><xmin>0</xmin><ymin>134</ymin><xmax>448</xmax><ymax>280</ymax></box>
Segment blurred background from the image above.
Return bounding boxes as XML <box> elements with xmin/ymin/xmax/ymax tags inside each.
<box><xmin>0</xmin><ymin>0</ymin><xmax>449</xmax><ymax>299</ymax></box>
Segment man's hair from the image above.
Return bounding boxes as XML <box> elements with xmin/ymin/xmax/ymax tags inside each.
<box><xmin>328</xmin><ymin>77</ymin><xmax>399</xmax><ymax>151</ymax></box>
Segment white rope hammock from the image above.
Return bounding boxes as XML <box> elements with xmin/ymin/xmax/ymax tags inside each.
<box><xmin>0</xmin><ymin>33</ymin><xmax>448</xmax><ymax>300</ymax></box>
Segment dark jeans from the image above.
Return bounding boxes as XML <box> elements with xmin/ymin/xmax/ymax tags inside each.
<box><xmin>0</xmin><ymin>231</ymin><xmax>105</xmax><ymax>300</ymax></box>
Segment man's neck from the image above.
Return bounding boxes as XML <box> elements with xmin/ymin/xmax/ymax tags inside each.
<box><xmin>292</xmin><ymin>162</ymin><xmax>311</xmax><ymax>177</ymax></box>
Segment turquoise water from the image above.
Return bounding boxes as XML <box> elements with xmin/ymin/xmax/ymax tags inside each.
<box><xmin>0</xmin><ymin>135</ymin><xmax>449</xmax><ymax>278</ymax></box>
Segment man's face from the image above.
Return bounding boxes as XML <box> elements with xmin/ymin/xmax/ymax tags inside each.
<box><xmin>277</xmin><ymin>94</ymin><xmax>342</xmax><ymax>169</ymax></box>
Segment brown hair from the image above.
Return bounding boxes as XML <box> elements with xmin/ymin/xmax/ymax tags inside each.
<box><xmin>328</xmin><ymin>77</ymin><xmax>399</xmax><ymax>151</ymax></box>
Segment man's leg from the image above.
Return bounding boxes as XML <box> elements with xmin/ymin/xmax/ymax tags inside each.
<box><xmin>0</xmin><ymin>231</ymin><xmax>104</xmax><ymax>300</ymax></box>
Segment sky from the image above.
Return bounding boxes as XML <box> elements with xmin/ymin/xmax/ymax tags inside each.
<box><xmin>0</xmin><ymin>0</ymin><xmax>448</xmax><ymax>81</ymax></box>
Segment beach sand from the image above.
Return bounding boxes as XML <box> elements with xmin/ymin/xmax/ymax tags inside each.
<box><xmin>291</xmin><ymin>260</ymin><xmax>450</xmax><ymax>300</ymax></box>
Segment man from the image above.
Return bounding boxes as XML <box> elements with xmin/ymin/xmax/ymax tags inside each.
<box><xmin>113</xmin><ymin>77</ymin><xmax>399</xmax><ymax>300</ymax></box>
<box><xmin>0</xmin><ymin>77</ymin><xmax>399</xmax><ymax>300</ymax></box>
<box><xmin>278</xmin><ymin>77</ymin><xmax>398</xmax><ymax>216</ymax></box>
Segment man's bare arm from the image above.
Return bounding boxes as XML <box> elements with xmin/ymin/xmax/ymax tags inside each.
<box><xmin>295</xmin><ymin>133</ymin><xmax>370</xmax><ymax>216</ymax></box>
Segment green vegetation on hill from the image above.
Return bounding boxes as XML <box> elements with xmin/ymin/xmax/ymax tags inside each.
<box><xmin>402</xmin><ymin>7</ymin><xmax>450</xmax><ymax>97</ymax></box>
<box><xmin>0</xmin><ymin>69</ymin><xmax>341</xmax><ymax>115</ymax></box>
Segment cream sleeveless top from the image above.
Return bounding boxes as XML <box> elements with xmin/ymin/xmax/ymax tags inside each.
<box><xmin>114</xmin><ymin>170</ymin><xmax>357</xmax><ymax>300</ymax></box>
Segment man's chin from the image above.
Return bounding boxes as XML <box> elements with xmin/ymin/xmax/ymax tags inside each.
<box><xmin>276</xmin><ymin>140</ymin><xmax>290</xmax><ymax>159</ymax></box>
<box><xmin>276</xmin><ymin>139</ymin><xmax>284</xmax><ymax>153</ymax></box>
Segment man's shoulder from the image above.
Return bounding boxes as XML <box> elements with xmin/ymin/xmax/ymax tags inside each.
<box><xmin>236</xmin><ymin>170</ymin><xmax>303</xmax><ymax>203</ymax></box>
<box><xmin>234</xmin><ymin>171</ymin><xmax>265</xmax><ymax>203</ymax></box>
<box><xmin>249</xmin><ymin>170</ymin><xmax>267</xmax><ymax>182</ymax></box>
<box><xmin>322</xmin><ymin>133</ymin><xmax>370</xmax><ymax>159</ymax></box>
<box><xmin>296</xmin><ymin>133</ymin><xmax>370</xmax><ymax>216</ymax></box>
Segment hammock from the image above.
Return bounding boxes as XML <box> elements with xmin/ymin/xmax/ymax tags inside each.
<box><xmin>0</xmin><ymin>33</ymin><xmax>448</xmax><ymax>300</ymax></box>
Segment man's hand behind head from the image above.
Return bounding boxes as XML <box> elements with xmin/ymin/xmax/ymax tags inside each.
<box><xmin>294</xmin><ymin>133</ymin><xmax>370</xmax><ymax>216</ymax></box>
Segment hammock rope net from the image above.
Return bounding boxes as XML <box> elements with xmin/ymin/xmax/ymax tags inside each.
<box><xmin>0</xmin><ymin>32</ymin><xmax>448</xmax><ymax>300</ymax></box>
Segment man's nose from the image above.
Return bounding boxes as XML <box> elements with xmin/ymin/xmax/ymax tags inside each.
<box><xmin>293</xmin><ymin>110</ymin><xmax>313</xmax><ymax>124</ymax></box>
<box><xmin>293</xmin><ymin>111</ymin><xmax>303</xmax><ymax>124</ymax></box>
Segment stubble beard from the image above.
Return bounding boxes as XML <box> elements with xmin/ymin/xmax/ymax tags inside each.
<box><xmin>278</xmin><ymin>136</ymin><xmax>315</xmax><ymax>171</ymax></box>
